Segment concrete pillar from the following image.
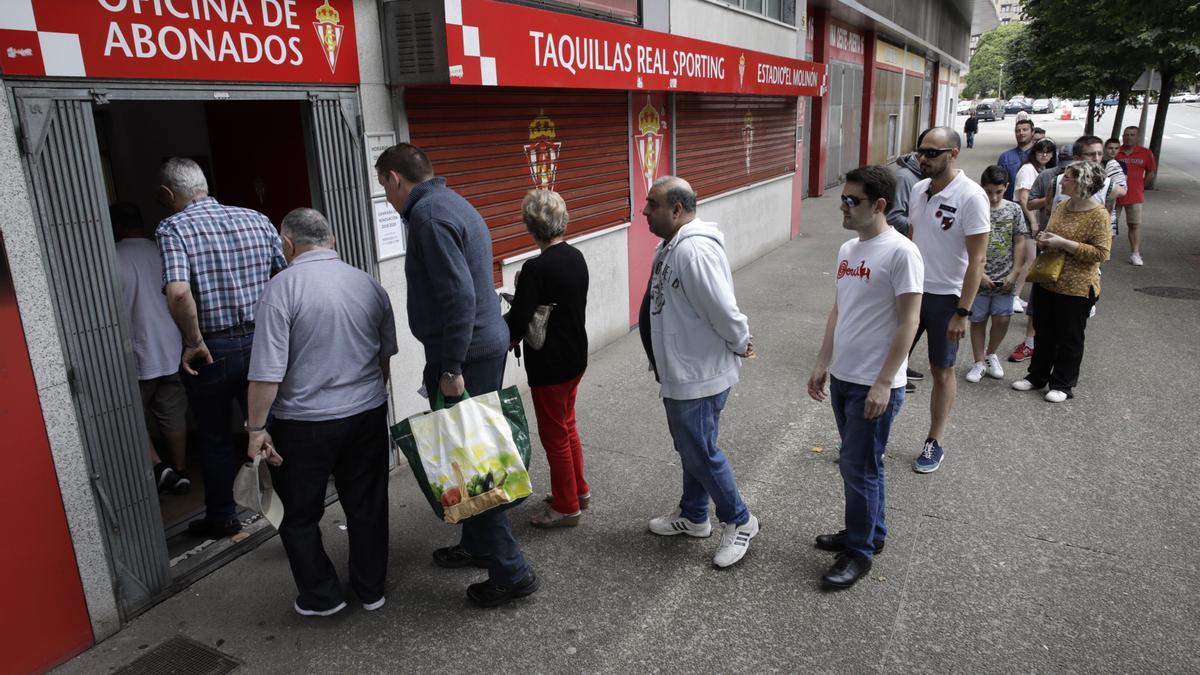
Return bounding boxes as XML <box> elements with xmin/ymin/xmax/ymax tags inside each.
<box><xmin>808</xmin><ymin>8</ymin><xmax>829</xmax><ymax>197</ymax></box>
<box><xmin>859</xmin><ymin>31</ymin><xmax>876</xmax><ymax>166</ymax></box>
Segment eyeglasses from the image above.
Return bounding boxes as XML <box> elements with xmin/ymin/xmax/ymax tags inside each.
<box><xmin>840</xmin><ymin>194</ymin><xmax>865</xmax><ymax>208</ymax></box>
<box><xmin>917</xmin><ymin>147</ymin><xmax>954</xmax><ymax>159</ymax></box>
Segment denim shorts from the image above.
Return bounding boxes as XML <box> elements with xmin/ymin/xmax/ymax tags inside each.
<box><xmin>917</xmin><ymin>292</ymin><xmax>961</xmax><ymax>369</ymax></box>
<box><xmin>970</xmin><ymin>293</ymin><xmax>1016</xmax><ymax>322</ymax></box>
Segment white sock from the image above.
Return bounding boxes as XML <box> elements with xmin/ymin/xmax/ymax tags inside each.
<box><xmin>1024</xmin><ymin>336</ymin><xmax>1035</xmax><ymax>348</ymax></box>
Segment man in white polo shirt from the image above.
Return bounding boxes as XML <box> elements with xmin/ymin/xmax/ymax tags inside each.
<box><xmin>907</xmin><ymin>127</ymin><xmax>990</xmax><ymax>474</ymax></box>
<box><xmin>245</xmin><ymin>208</ymin><xmax>398</xmax><ymax>618</ymax></box>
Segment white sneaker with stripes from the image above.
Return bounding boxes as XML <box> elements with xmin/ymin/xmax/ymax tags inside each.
<box><xmin>648</xmin><ymin>508</ymin><xmax>712</xmax><ymax>538</ymax></box>
<box><xmin>713</xmin><ymin>514</ymin><xmax>759</xmax><ymax>568</ymax></box>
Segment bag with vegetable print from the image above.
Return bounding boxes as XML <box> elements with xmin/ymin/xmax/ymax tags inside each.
<box><xmin>391</xmin><ymin>386</ymin><xmax>533</xmax><ymax>524</ymax></box>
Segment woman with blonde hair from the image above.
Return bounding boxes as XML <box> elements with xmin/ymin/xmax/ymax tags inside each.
<box><xmin>1011</xmin><ymin>161</ymin><xmax>1111</xmax><ymax>402</ymax></box>
<box><xmin>506</xmin><ymin>189</ymin><xmax>591</xmax><ymax>527</ymax></box>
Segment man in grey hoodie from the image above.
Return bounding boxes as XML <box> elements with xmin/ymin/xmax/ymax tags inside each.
<box><xmin>639</xmin><ymin>176</ymin><xmax>759</xmax><ymax>569</ymax></box>
<box><xmin>886</xmin><ymin>151</ymin><xmax>923</xmax><ymax>238</ymax></box>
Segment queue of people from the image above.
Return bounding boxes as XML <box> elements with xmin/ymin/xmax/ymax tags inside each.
<box><xmin>107</xmin><ymin>116</ymin><xmax>1152</xmax><ymax>613</ymax></box>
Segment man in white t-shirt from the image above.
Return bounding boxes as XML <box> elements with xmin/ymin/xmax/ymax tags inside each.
<box><xmin>906</xmin><ymin>127</ymin><xmax>990</xmax><ymax>474</ymax></box>
<box><xmin>808</xmin><ymin>165</ymin><xmax>923</xmax><ymax>589</ymax></box>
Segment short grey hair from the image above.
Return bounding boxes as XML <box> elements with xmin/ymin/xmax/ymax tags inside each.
<box><xmin>280</xmin><ymin>208</ymin><xmax>335</xmax><ymax>247</ymax></box>
<box><xmin>522</xmin><ymin>190</ymin><xmax>569</xmax><ymax>241</ymax></box>
<box><xmin>652</xmin><ymin>175</ymin><xmax>697</xmax><ymax>213</ymax></box>
<box><xmin>158</xmin><ymin>157</ymin><xmax>208</xmax><ymax>197</ymax></box>
<box><xmin>1063</xmin><ymin>161</ymin><xmax>1107</xmax><ymax>200</ymax></box>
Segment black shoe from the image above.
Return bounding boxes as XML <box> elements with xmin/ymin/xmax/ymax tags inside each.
<box><xmin>821</xmin><ymin>552</ymin><xmax>872</xmax><ymax>589</ymax></box>
<box><xmin>187</xmin><ymin>517</ymin><xmax>241</xmax><ymax>538</ymax></box>
<box><xmin>906</xmin><ymin>367</ymin><xmax>925</xmax><ymax>381</ymax></box>
<box><xmin>433</xmin><ymin>544</ymin><xmax>489</xmax><ymax>569</ymax></box>
<box><xmin>171</xmin><ymin>470</ymin><xmax>192</xmax><ymax>495</ymax></box>
<box><xmin>154</xmin><ymin>463</ymin><xmax>180</xmax><ymax>494</ymax></box>
<box><xmin>814</xmin><ymin>530</ymin><xmax>885</xmax><ymax>555</ymax></box>
<box><xmin>905</xmin><ymin>380</ymin><xmax>917</xmax><ymax>394</ymax></box>
<box><xmin>467</xmin><ymin>571</ymin><xmax>541</xmax><ymax>608</ymax></box>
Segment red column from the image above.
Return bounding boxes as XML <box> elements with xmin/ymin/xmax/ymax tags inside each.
<box><xmin>859</xmin><ymin>31</ymin><xmax>876</xmax><ymax>166</ymax></box>
<box><xmin>808</xmin><ymin>9</ymin><xmax>829</xmax><ymax>197</ymax></box>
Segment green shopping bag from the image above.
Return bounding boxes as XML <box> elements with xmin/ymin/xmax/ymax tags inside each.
<box><xmin>391</xmin><ymin>386</ymin><xmax>533</xmax><ymax>523</ymax></box>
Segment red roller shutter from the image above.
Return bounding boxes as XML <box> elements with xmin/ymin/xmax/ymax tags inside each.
<box><xmin>406</xmin><ymin>86</ymin><xmax>630</xmax><ymax>281</ymax></box>
<box><xmin>675</xmin><ymin>94</ymin><xmax>797</xmax><ymax>200</ymax></box>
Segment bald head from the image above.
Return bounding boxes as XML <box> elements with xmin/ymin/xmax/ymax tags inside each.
<box><xmin>644</xmin><ymin>175</ymin><xmax>698</xmax><ymax>240</ymax></box>
<box><xmin>924</xmin><ymin>126</ymin><xmax>962</xmax><ymax>149</ymax></box>
<box><xmin>651</xmin><ymin>175</ymin><xmax>697</xmax><ymax>214</ymax></box>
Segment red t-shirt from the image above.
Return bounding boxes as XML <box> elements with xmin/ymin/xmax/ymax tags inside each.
<box><xmin>1116</xmin><ymin>146</ymin><xmax>1157</xmax><ymax>205</ymax></box>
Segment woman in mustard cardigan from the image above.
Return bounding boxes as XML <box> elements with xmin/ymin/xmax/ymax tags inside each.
<box><xmin>1011</xmin><ymin>161</ymin><xmax>1112</xmax><ymax>402</ymax></box>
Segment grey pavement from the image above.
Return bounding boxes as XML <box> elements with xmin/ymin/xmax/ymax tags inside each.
<box><xmin>58</xmin><ymin>118</ymin><xmax>1200</xmax><ymax>674</ymax></box>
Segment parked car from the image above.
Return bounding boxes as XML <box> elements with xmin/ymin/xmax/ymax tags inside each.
<box><xmin>1185</xmin><ymin>92</ymin><xmax>1199</xmax><ymax>103</ymax></box>
<box><xmin>976</xmin><ymin>101</ymin><xmax>1005</xmax><ymax>121</ymax></box>
<box><xmin>1169</xmin><ymin>92</ymin><xmax>1186</xmax><ymax>103</ymax></box>
<box><xmin>1031</xmin><ymin>98</ymin><xmax>1052</xmax><ymax>113</ymax></box>
<box><xmin>957</xmin><ymin>100</ymin><xmax>974</xmax><ymax>115</ymax></box>
<box><xmin>1004</xmin><ymin>99</ymin><xmax>1031</xmax><ymax>114</ymax></box>
<box><xmin>1102</xmin><ymin>95</ymin><xmax>1120</xmax><ymax>106</ymax></box>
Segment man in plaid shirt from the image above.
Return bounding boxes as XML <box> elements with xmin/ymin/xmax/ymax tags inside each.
<box><xmin>156</xmin><ymin>157</ymin><xmax>286</xmax><ymax>538</ymax></box>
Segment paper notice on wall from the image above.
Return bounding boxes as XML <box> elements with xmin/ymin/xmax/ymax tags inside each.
<box><xmin>373</xmin><ymin>197</ymin><xmax>406</xmax><ymax>261</ymax></box>
<box><xmin>365</xmin><ymin>132</ymin><xmax>395</xmax><ymax>196</ymax></box>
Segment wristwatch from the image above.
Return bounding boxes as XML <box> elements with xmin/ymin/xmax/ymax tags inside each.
<box><xmin>954</xmin><ymin>307</ymin><xmax>971</xmax><ymax>317</ymax></box>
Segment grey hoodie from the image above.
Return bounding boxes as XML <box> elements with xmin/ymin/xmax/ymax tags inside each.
<box><xmin>647</xmin><ymin>219</ymin><xmax>751</xmax><ymax>401</ymax></box>
<box><xmin>886</xmin><ymin>152</ymin><xmax>923</xmax><ymax>235</ymax></box>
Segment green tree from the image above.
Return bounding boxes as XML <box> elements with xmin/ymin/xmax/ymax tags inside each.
<box><xmin>964</xmin><ymin>24</ymin><xmax>1026</xmax><ymax>99</ymax></box>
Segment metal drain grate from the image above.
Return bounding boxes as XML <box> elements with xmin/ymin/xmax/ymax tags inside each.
<box><xmin>114</xmin><ymin>636</ymin><xmax>241</xmax><ymax>675</ymax></box>
<box><xmin>1134</xmin><ymin>286</ymin><xmax>1200</xmax><ymax>301</ymax></box>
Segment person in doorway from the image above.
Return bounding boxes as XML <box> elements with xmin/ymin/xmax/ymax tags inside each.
<box><xmin>376</xmin><ymin>143</ymin><xmax>539</xmax><ymax>608</ymax></box>
<box><xmin>807</xmin><ymin>165</ymin><xmax>923</xmax><ymax>589</ymax></box>
<box><xmin>963</xmin><ymin>111</ymin><xmax>979</xmax><ymax>149</ymax></box>
<box><xmin>112</xmin><ymin>201</ymin><xmax>190</xmax><ymax>496</ymax></box>
<box><xmin>156</xmin><ymin>157</ymin><xmax>286</xmax><ymax>538</ymax></box>
<box><xmin>964</xmin><ymin>166</ymin><xmax>1031</xmax><ymax>384</ymax></box>
<box><xmin>505</xmin><ymin>190</ymin><xmax>591</xmax><ymax>529</ymax></box>
<box><xmin>640</xmin><ymin>176</ymin><xmax>759</xmax><ymax>569</ymax></box>
<box><xmin>1011</xmin><ymin>161</ymin><xmax>1110</xmax><ymax>401</ymax></box>
<box><xmin>907</xmin><ymin>127</ymin><xmax>990</xmax><ymax>474</ymax></box>
<box><xmin>997</xmin><ymin>119</ymin><xmax>1035</xmax><ymax>200</ymax></box>
<box><xmin>245</xmin><ymin>208</ymin><xmax>397</xmax><ymax>618</ymax></box>
<box><xmin>1116</xmin><ymin>125</ymin><xmax>1157</xmax><ymax>265</ymax></box>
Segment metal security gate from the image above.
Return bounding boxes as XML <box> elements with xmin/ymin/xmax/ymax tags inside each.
<box><xmin>14</xmin><ymin>91</ymin><xmax>170</xmax><ymax>618</ymax></box>
<box><xmin>309</xmin><ymin>94</ymin><xmax>376</xmax><ymax>277</ymax></box>
<box><xmin>824</xmin><ymin>61</ymin><xmax>864</xmax><ymax>187</ymax></box>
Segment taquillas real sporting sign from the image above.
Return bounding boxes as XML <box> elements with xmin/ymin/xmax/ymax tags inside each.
<box><xmin>444</xmin><ymin>0</ymin><xmax>825</xmax><ymax>97</ymax></box>
<box><xmin>0</xmin><ymin>0</ymin><xmax>359</xmax><ymax>83</ymax></box>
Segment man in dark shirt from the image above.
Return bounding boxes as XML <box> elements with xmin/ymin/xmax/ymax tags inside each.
<box><xmin>376</xmin><ymin>143</ymin><xmax>538</xmax><ymax>608</ymax></box>
<box><xmin>996</xmin><ymin>119</ymin><xmax>1035</xmax><ymax>200</ymax></box>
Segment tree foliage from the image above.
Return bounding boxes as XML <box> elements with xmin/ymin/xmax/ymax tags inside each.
<box><xmin>963</xmin><ymin>24</ymin><xmax>1026</xmax><ymax>99</ymax></box>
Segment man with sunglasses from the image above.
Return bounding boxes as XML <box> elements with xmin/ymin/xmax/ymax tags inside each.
<box><xmin>808</xmin><ymin>165</ymin><xmax>923</xmax><ymax>588</ymax></box>
<box><xmin>906</xmin><ymin>128</ymin><xmax>990</xmax><ymax>474</ymax></box>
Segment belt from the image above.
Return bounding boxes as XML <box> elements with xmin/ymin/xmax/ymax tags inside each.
<box><xmin>203</xmin><ymin>322</ymin><xmax>255</xmax><ymax>339</ymax></box>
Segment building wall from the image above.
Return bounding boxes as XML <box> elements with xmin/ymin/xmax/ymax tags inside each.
<box><xmin>669</xmin><ymin>0</ymin><xmax>799</xmax><ymax>57</ymax></box>
<box><xmin>0</xmin><ymin>83</ymin><xmax>120</xmax><ymax>640</ymax></box>
<box><xmin>699</xmin><ymin>174</ymin><xmax>794</xmax><ymax>271</ymax></box>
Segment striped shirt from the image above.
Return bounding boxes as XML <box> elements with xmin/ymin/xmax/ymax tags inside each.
<box><xmin>156</xmin><ymin>197</ymin><xmax>286</xmax><ymax>334</ymax></box>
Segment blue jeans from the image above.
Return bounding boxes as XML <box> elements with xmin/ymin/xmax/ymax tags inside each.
<box><xmin>181</xmin><ymin>334</ymin><xmax>252</xmax><ymax>522</ymax></box>
<box><xmin>662</xmin><ymin>389</ymin><xmax>749</xmax><ymax>526</ymax></box>
<box><xmin>423</xmin><ymin>354</ymin><xmax>531</xmax><ymax>585</ymax></box>
<box><xmin>830</xmin><ymin>376</ymin><xmax>904</xmax><ymax>560</ymax></box>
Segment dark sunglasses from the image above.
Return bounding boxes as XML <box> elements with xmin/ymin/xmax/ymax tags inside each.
<box><xmin>840</xmin><ymin>194</ymin><xmax>865</xmax><ymax>208</ymax></box>
<box><xmin>917</xmin><ymin>147</ymin><xmax>954</xmax><ymax>159</ymax></box>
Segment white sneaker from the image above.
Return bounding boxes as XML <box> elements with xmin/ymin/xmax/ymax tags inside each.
<box><xmin>1045</xmin><ymin>390</ymin><xmax>1069</xmax><ymax>403</ymax></box>
<box><xmin>1011</xmin><ymin>379</ymin><xmax>1037</xmax><ymax>391</ymax></box>
<box><xmin>965</xmin><ymin>361</ymin><xmax>986</xmax><ymax>383</ymax></box>
<box><xmin>648</xmin><ymin>508</ymin><xmax>712</xmax><ymax>538</ymax></box>
<box><xmin>713</xmin><ymin>514</ymin><xmax>759</xmax><ymax>568</ymax></box>
<box><xmin>363</xmin><ymin>597</ymin><xmax>386</xmax><ymax>611</ymax></box>
<box><xmin>294</xmin><ymin>600</ymin><xmax>347</xmax><ymax>617</ymax></box>
<box><xmin>1130</xmin><ymin>252</ymin><xmax>1144</xmax><ymax>266</ymax></box>
<box><xmin>985</xmin><ymin>354</ymin><xmax>1005</xmax><ymax>379</ymax></box>
<box><xmin>1013</xmin><ymin>297</ymin><xmax>1026</xmax><ymax>313</ymax></box>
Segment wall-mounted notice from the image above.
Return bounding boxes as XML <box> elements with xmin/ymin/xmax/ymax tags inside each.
<box><xmin>373</xmin><ymin>197</ymin><xmax>405</xmax><ymax>261</ymax></box>
<box><xmin>365</xmin><ymin>131</ymin><xmax>396</xmax><ymax>196</ymax></box>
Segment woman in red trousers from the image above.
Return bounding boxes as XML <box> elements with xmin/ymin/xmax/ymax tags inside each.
<box><xmin>506</xmin><ymin>190</ymin><xmax>591</xmax><ymax>528</ymax></box>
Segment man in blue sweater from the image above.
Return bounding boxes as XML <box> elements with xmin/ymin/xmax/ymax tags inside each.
<box><xmin>996</xmin><ymin>119</ymin><xmax>1034</xmax><ymax>201</ymax></box>
<box><xmin>376</xmin><ymin>143</ymin><xmax>538</xmax><ymax>608</ymax></box>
